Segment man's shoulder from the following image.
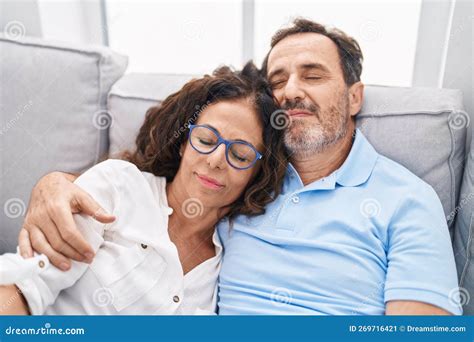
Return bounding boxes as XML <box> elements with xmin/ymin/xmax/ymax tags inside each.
<box><xmin>372</xmin><ymin>153</ymin><xmax>433</xmax><ymax>191</ymax></box>
<box><xmin>369</xmin><ymin>153</ymin><xmax>441</xmax><ymax>210</ymax></box>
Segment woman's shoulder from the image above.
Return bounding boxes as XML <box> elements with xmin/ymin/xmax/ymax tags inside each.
<box><xmin>75</xmin><ymin>159</ymin><xmax>150</xmax><ymax>198</ymax></box>
<box><xmin>76</xmin><ymin>159</ymin><xmax>167</xmax><ymax>213</ymax></box>
<box><xmin>81</xmin><ymin>159</ymin><xmax>149</xmax><ymax>183</ymax></box>
<box><xmin>89</xmin><ymin>159</ymin><xmax>140</xmax><ymax>174</ymax></box>
<box><xmin>93</xmin><ymin>160</ymin><xmax>167</xmax><ymax>201</ymax></box>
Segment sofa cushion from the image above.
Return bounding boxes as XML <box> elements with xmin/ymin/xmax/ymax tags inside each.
<box><xmin>453</xmin><ymin>129</ymin><xmax>474</xmax><ymax>314</ymax></box>
<box><xmin>109</xmin><ymin>75</ymin><xmax>467</xmax><ymax>231</ymax></box>
<box><xmin>357</xmin><ymin>85</ymin><xmax>467</xmax><ymax>231</ymax></box>
<box><xmin>0</xmin><ymin>35</ymin><xmax>127</xmax><ymax>253</ymax></box>
<box><xmin>108</xmin><ymin>73</ymin><xmax>195</xmax><ymax>156</ymax></box>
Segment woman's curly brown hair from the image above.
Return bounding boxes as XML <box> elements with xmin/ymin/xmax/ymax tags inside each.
<box><xmin>122</xmin><ymin>62</ymin><xmax>289</xmax><ymax>222</ymax></box>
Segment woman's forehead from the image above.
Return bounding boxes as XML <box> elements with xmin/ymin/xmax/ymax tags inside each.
<box><xmin>196</xmin><ymin>100</ymin><xmax>263</xmax><ymax>143</ymax></box>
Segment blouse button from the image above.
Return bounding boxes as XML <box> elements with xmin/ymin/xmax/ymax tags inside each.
<box><xmin>141</xmin><ymin>243</ymin><xmax>148</xmax><ymax>249</ymax></box>
<box><xmin>38</xmin><ymin>260</ymin><xmax>45</xmax><ymax>268</ymax></box>
<box><xmin>173</xmin><ymin>295</ymin><xmax>180</xmax><ymax>303</ymax></box>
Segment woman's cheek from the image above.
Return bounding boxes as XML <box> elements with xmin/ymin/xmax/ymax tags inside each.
<box><xmin>234</xmin><ymin>170</ymin><xmax>254</xmax><ymax>191</ymax></box>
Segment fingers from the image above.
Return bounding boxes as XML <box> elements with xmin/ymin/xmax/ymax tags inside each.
<box><xmin>49</xmin><ymin>204</ymin><xmax>95</xmax><ymax>260</ymax></box>
<box><xmin>41</xmin><ymin>215</ymin><xmax>86</xmax><ymax>263</ymax></box>
<box><xmin>18</xmin><ymin>229</ymin><xmax>33</xmax><ymax>259</ymax></box>
<box><xmin>77</xmin><ymin>193</ymin><xmax>115</xmax><ymax>224</ymax></box>
<box><xmin>29</xmin><ymin>227</ymin><xmax>71</xmax><ymax>271</ymax></box>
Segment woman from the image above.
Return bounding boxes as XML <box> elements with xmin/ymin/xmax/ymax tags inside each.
<box><xmin>0</xmin><ymin>62</ymin><xmax>288</xmax><ymax>315</ymax></box>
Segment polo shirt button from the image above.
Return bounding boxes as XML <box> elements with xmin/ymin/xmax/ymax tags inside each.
<box><xmin>38</xmin><ymin>260</ymin><xmax>45</xmax><ymax>268</ymax></box>
<box><xmin>291</xmin><ymin>196</ymin><xmax>299</xmax><ymax>204</ymax></box>
<box><xmin>141</xmin><ymin>243</ymin><xmax>148</xmax><ymax>249</ymax></box>
<box><xmin>173</xmin><ymin>295</ymin><xmax>180</xmax><ymax>303</ymax></box>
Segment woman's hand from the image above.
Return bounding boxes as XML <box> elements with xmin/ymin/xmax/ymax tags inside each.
<box><xmin>18</xmin><ymin>171</ymin><xmax>116</xmax><ymax>270</ymax></box>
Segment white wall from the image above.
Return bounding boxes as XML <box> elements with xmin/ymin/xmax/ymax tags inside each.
<box><xmin>1</xmin><ymin>0</ymin><xmax>470</xmax><ymax>96</ymax></box>
<box><xmin>442</xmin><ymin>0</ymin><xmax>473</xmax><ymax>131</ymax></box>
<box><xmin>413</xmin><ymin>0</ymin><xmax>473</xmax><ymax>143</ymax></box>
<box><xmin>0</xmin><ymin>0</ymin><xmax>43</xmax><ymax>38</ymax></box>
<box><xmin>105</xmin><ymin>0</ymin><xmax>243</xmax><ymax>75</ymax></box>
<box><xmin>254</xmin><ymin>0</ymin><xmax>422</xmax><ymax>87</ymax></box>
<box><xmin>37</xmin><ymin>0</ymin><xmax>105</xmax><ymax>45</ymax></box>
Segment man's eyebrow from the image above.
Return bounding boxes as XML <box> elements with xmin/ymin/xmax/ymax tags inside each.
<box><xmin>267</xmin><ymin>68</ymin><xmax>285</xmax><ymax>81</ymax></box>
<box><xmin>267</xmin><ymin>63</ymin><xmax>330</xmax><ymax>80</ymax></box>
<box><xmin>300</xmin><ymin>62</ymin><xmax>330</xmax><ymax>73</ymax></box>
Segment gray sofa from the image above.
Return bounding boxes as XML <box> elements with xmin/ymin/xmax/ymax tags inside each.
<box><xmin>1</xmin><ymin>35</ymin><xmax>473</xmax><ymax>314</ymax></box>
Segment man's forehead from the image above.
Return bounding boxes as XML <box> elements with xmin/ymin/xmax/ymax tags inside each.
<box><xmin>267</xmin><ymin>33</ymin><xmax>339</xmax><ymax>72</ymax></box>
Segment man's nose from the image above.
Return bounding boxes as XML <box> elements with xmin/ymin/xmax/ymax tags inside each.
<box><xmin>207</xmin><ymin>144</ymin><xmax>227</xmax><ymax>170</ymax></box>
<box><xmin>283</xmin><ymin>75</ymin><xmax>305</xmax><ymax>103</ymax></box>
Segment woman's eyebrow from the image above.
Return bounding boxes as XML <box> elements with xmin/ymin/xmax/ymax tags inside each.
<box><xmin>202</xmin><ymin>123</ymin><xmax>220</xmax><ymax>133</ymax></box>
<box><xmin>202</xmin><ymin>124</ymin><xmax>254</xmax><ymax>145</ymax></box>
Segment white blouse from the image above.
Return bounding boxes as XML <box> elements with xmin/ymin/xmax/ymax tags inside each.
<box><xmin>0</xmin><ymin>159</ymin><xmax>222</xmax><ymax>315</ymax></box>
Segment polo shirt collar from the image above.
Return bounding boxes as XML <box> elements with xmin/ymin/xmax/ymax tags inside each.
<box><xmin>286</xmin><ymin>129</ymin><xmax>378</xmax><ymax>191</ymax></box>
<box><xmin>335</xmin><ymin>129</ymin><xmax>378</xmax><ymax>187</ymax></box>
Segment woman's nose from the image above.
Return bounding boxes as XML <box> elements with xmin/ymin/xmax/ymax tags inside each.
<box><xmin>207</xmin><ymin>144</ymin><xmax>227</xmax><ymax>169</ymax></box>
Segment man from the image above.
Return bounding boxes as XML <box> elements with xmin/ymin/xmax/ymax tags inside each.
<box><xmin>13</xmin><ymin>19</ymin><xmax>461</xmax><ymax>315</ymax></box>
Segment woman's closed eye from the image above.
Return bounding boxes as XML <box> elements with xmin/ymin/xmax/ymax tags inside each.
<box><xmin>231</xmin><ymin>152</ymin><xmax>248</xmax><ymax>162</ymax></box>
<box><xmin>198</xmin><ymin>137</ymin><xmax>216</xmax><ymax>146</ymax></box>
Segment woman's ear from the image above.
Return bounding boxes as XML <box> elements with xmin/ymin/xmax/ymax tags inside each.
<box><xmin>179</xmin><ymin>144</ymin><xmax>185</xmax><ymax>157</ymax></box>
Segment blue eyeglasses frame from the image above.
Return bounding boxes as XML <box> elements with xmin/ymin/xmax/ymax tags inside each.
<box><xmin>188</xmin><ymin>124</ymin><xmax>263</xmax><ymax>170</ymax></box>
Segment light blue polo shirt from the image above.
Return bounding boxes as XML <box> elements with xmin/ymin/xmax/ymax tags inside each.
<box><xmin>217</xmin><ymin>129</ymin><xmax>462</xmax><ymax>315</ymax></box>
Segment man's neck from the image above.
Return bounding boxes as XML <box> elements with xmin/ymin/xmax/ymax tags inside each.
<box><xmin>290</xmin><ymin>128</ymin><xmax>355</xmax><ymax>186</ymax></box>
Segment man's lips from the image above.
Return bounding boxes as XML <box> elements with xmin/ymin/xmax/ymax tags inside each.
<box><xmin>287</xmin><ymin>109</ymin><xmax>313</xmax><ymax>117</ymax></box>
<box><xmin>195</xmin><ymin>173</ymin><xmax>225</xmax><ymax>189</ymax></box>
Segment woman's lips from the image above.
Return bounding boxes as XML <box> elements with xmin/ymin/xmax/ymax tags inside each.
<box><xmin>195</xmin><ymin>173</ymin><xmax>225</xmax><ymax>190</ymax></box>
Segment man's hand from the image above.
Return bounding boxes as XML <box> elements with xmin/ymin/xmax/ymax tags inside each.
<box><xmin>18</xmin><ymin>171</ymin><xmax>115</xmax><ymax>270</ymax></box>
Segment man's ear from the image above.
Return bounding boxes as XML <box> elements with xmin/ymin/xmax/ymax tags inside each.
<box><xmin>348</xmin><ymin>81</ymin><xmax>364</xmax><ymax>117</ymax></box>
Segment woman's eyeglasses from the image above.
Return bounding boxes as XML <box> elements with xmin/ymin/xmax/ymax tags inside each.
<box><xmin>188</xmin><ymin>124</ymin><xmax>262</xmax><ymax>170</ymax></box>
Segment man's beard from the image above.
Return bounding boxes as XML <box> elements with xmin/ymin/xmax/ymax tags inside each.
<box><xmin>283</xmin><ymin>91</ymin><xmax>350</xmax><ymax>158</ymax></box>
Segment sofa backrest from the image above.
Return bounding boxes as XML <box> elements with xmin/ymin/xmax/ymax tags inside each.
<box><xmin>0</xmin><ymin>35</ymin><xmax>127</xmax><ymax>253</ymax></box>
<box><xmin>453</xmin><ymin>128</ymin><xmax>474</xmax><ymax>314</ymax></box>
